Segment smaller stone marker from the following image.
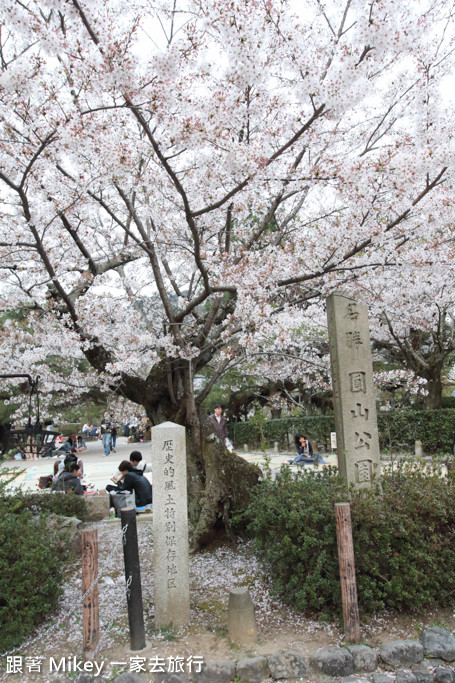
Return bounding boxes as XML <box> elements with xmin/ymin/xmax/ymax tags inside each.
<box><xmin>228</xmin><ymin>587</ymin><xmax>258</xmax><ymax>644</ymax></box>
<box><xmin>415</xmin><ymin>440</ymin><xmax>423</xmax><ymax>458</ymax></box>
<box><xmin>244</xmin><ymin>443</ymin><xmax>249</xmax><ymax>453</ymax></box>
<box><xmin>152</xmin><ymin>422</ymin><xmax>190</xmax><ymax>629</ymax></box>
<box><xmin>273</xmin><ymin>441</ymin><xmax>279</xmax><ymax>454</ymax></box>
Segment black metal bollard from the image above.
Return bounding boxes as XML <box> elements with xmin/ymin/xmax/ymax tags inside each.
<box><xmin>120</xmin><ymin>507</ymin><xmax>146</xmax><ymax>650</ymax></box>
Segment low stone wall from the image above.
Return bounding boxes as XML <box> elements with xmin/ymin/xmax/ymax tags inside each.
<box><xmin>105</xmin><ymin>627</ymin><xmax>455</xmax><ymax>683</ymax></box>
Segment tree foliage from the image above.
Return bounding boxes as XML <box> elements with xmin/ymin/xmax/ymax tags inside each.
<box><xmin>1</xmin><ymin>0</ymin><xmax>454</xmax><ymax>541</ymax></box>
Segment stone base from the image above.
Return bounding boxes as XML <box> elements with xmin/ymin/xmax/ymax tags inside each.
<box><xmin>83</xmin><ymin>494</ymin><xmax>110</xmax><ymax>521</ymax></box>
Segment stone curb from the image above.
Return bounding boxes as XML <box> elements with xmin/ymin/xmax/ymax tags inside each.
<box><xmin>102</xmin><ymin>628</ymin><xmax>455</xmax><ymax>683</ymax></box>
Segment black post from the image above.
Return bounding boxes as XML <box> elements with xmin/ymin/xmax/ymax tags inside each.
<box><xmin>120</xmin><ymin>507</ymin><xmax>146</xmax><ymax>650</ymax></box>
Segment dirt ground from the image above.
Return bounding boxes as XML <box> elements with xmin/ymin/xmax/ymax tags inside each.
<box><xmin>2</xmin><ymin>517</ymin><xmax>455</xmax><ymax>682</ymax></box>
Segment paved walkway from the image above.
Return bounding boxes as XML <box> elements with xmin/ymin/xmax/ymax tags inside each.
<box><xmin>0</xmin><ymin>438</ymin><xmax>339</xmax><ymax>493</ymax></box>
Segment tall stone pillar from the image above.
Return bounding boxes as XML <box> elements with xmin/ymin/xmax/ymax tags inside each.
<box><xmin>326</xmin><ymin>293</ymin><xmax>381</xmax><ymax>488</ymax></box>
<box><xmin>151</xmin><ymin>422</ymin><xmax>190</xmax><ymax>628</ymax></box>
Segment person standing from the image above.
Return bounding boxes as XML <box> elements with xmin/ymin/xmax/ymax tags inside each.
<box><xmin>111</xmin><ymin>420</ymin><xmax>118</xmax><ymax>452</ymax></box>
<box><xmin>208</xmin><ymin>404</ymin><xmax>235</xmax><ymax>452</ymax></box>
<box><xmin>100</xmin><ymin>412</ymin><xmax>112</xmax><ymax>457</ymax></box>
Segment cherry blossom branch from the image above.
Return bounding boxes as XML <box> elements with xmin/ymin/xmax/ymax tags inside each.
<box><xmin>115</xmin><ymin>184</ymin><xmax>178</xmax><ymax>327</ymax></box>
<box><xmin>278</xmin><ymin>167</ymin><xmax>448</xmax><ymax>287</ymax></box>
<box><xmin>71</xmin><ymin>0</ymin><xmax>100</xmax><ymax>45</ymax></box>
<box><xmin>195</xmin><ymin>357</ymin><xmax>232</xmax><ymax>405</ymax></box>
<box><xmin>193</xmin><ymin>104</ymin><xmax>325</xmax><ymax>218</ymax></box>
<box><xmin>122</xmin><ymin>97</ymin><xmax>211</xmax><ymax>292</ymax></box>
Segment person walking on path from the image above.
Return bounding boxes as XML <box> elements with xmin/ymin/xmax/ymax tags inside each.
<box><xmin>111</xmin><ymin>420</ymin><xmax>118</xmax><ymax>452</ymax></box>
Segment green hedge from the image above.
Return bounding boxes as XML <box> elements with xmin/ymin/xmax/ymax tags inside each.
<box><xmin>229</xmin><ymin>409</ymin><xmax>455</xmax><ymax>453</ymax></box>
<box><xmin>56</xmin><ymin>422</ymin><xmax>83</xmax><ymax>436</ymax></box>
<box><xmin>230</xmin><ymin>416</ymin><xmax>335</xmax><ymax>449</ymax></box>
<box><xmin>8</xmin><ymin>490</ymin><xmax>88</xmax><ymax>521</ymax></box>
<box><xmin>0</xmin><ymin>500</ymin><xmax>65</xmax><ymax>652</ymax></box>
<box><xmin>241</xmin><ymin>462</ymin><xmax>455</xmax><ymax>617</ymax></box>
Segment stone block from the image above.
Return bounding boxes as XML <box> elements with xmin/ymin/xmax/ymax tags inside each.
<box><xmin>380</xmin><ymin>640</ymin><xmax>424</xmax><ymax>668</ymax></box>
<box><xmin>83</xmin><ymin>494</ymin><xmax>110</xmax><ymax>521</ymax></box>
<box><xmin>421</xmin><ymin>628</ymin><xmax>455</xmax><ymax>662</ymax></box>
<box><xmin>415</xmin><ymin>441</ymin><xmax>424</xmax><ymax>457</ymax></box>
<box><xmin>371</xmin><ymin>675</ymin><xmax>394</xmax><ymax>683</ymax></box>
<box><xmin>413</xmin><ymin>672</ymin><xmax>434</xmax><ymax>683</ymax></box>
<box><xmin>196</xmin><ymin>661</ymin><xmax>235</xmax><ymax>683</ymax></box>
<box><xmin>310</xmin><ymin>647</ymin><xmax>355</xmax><ymax>677</ymax></box>
<box><xmin>396</xmin><ymin>671</ymin><xmax>418</xmax><ymax>683</ymax></box>
<box><xmin>267</xmin><ymin>651</ymin><xmax>310</xmax><ymax>679</ymax></box>
<box><xmin>154</xmin><ymin>674</ymin><xmax>189</xmax><ymax>683</ymax></box>
<box><xmin>326</xmin><ymin>293</ymin><xmax>381</xmax><ymax>488</ymax></box>
<box><xmin>228</xmin><ymin>587</ymin><xmax>257</xmax><ymax>644</ymax></box>
<box><xmin>347</xmin><ymin>644</ymin><xmax>379</xmax><ymax>672</ymax></box>
<box><xmin>236</xmin><ymin>656</ymin><xmax>269</xmax><ymax>683</ymax></box>
<box><xmin>46</xmin><ymin>513</ymin><xmax>83</xmax><ymax>554</ymax></box>
<box><xmin>434</xmin><ymin>668</ymin><xmax>455</xmax><ymax>683</ymax></box>
<box><xmin>416</xmin><ymin>659</ymin><xmax>446</xmax><ymax>670</ymax></box>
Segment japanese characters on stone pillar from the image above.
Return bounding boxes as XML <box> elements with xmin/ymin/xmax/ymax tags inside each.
<box><xmin>326</xmin><ymin>293</ymin><xmax>381</xmax><ymax>488</ymax></box>
<box><xmin>151</xmin><ymin>422</ymin><xmax>190</xmax><ymax>628</ymax></box>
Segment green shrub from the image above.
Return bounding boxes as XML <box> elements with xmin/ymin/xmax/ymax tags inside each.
<box><xmin>8</xmin><ymin>491</ymin><xmax>88</xmax><ymax>521</ymax></box>
<box><xmin>242</xmin><ymin>462</ymin><xmax>455</xmax><ymax>616</ymax></box>
<box><xmin>56</xmin><ymin>422</ymin><xmax>83</xmax><ymax>436</ymax></box>
<box><xmin>0</xmin><ymin>500</ymin><xmax>65</xmax><ymax>652</ymax></box>
<box><xmin>229</xmin><ymin>409</ymin><xmax>455</xmax><ymax>454</ymax></box>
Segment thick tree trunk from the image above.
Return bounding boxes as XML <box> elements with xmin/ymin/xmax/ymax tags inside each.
<box><xmin>144</xmin><ymin>391</ymin><xmax>260</xmax><ymax>548</ymax></box>
<box><xmin>425</xmin><ymin>374</ymin><xmax>443</xmax><ymax>410</ymax></box>
<box><xmin>104</xmin><ymin>360</ymin><xmax>261</xmax><ymax>548</ymax></box>
<box><xmin>168</xmin><ymin>399</ymin><xmax>260</xmax><ymax>549</ymax></box>
<box><xmin>187</xmin><ymin>418</ymin><xmax>261</xmax><ymax>548</ymax></box>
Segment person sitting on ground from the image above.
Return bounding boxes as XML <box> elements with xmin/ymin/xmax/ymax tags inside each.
<box><xmin>51</xmin><ymin>460</ymin><xmax>84</xmax><ymax>495</ymax></box>
<box><xmin>129</xmin><ymin>450</ymin><xmax>152</xmax><ymax>473</ymax></box>
<box><xmin>117</xmin><ymin>460</ymin><xmax>153</xmax><ymax>507</ymax></box>
<box><xmin>54</xmin><ymin>452</ymin><xmax>84</xmax><ymax>477</ymax></box>
<box><xmin>59</xmin><ymin>433</ymin><xmax>77</xmax><ymax>453</ymax></box>
<box><xmin>105</xmin><ymin>451</ymin><xmax>151</xmax><ymax>494</ymax></box>
<box><xmin>286</xmin><ymin>434</ymin><xmax>326</xmax><ymax>465</ymax></box>
<box><xmin>75</xmin><ymin>435</ymin><xmax>87</xmax><ymax>452</ymax></box>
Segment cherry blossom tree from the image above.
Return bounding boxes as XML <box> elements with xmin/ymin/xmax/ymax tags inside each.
<box><xmin>359</xmin><ymin>256</ymin><xmax>455</xmax><ymax>409</ymax></box>
<box><xmin>1</xmin><ymin>0</ymin><xmax>454</xmax><ymax>544</ymax></box>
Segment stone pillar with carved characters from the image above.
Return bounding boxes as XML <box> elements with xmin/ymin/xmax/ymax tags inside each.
<box><xmin>326</xmin><ymin>293</ymin><xmax>381</xmax><ymax>488</ymax></box>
